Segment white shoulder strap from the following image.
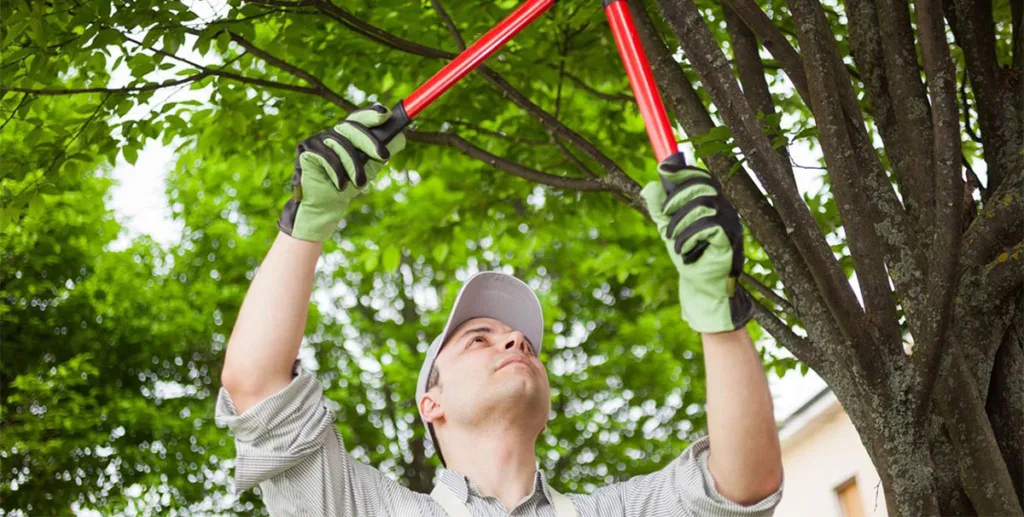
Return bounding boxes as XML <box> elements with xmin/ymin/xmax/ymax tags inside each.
<box><xmin>430</xmin><ymin>481</ymin><xmax>577</xmax><ymax>517</ymax></box>
<box><xmin>431</xmin><ymin>483</ymin><xmax>474</xmax><ymax>517</ymax></box>
<box><xmin>547</xmin><ymin>485</ymin><xmax>578</xmax><ymax>517</ymax></box>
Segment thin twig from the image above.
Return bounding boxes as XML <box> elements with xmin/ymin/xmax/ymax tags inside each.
<box><xmin>447</xmin><ymin>120</ymin><xmax>549</xmax><ymax>146</ymax></box>
<box><xmin>562</xmin><ymin>72</ymin><xmax>634</xmax><ymax>102</ymax></box>
<box><xmin>119</xmin><ymin>32</ymin><xmax>339</xmax><ymax>107</ymax></box>
<box><xmin>13</xmin><ymin>93</ymin><xmax>111</xmax><ymax>201</ymax></box>
<box><xmin>0</xmin><ymin>93</ymin><xmax>33</xmax><ymax>132</ymax></box>
<box><xmin>1</xmin><ymin>70</ymin><xmax>213</xmax><ymax>96</ymax></box>
<box><xmin>429</xmin><ymin>0</ymin><xmax>466</xmax><ymax>50</ymax></box>
<box><xmin>225</xmin><ymin>31</ymin><xmax>353</xmax><ymax>109</ymax></box>
<box><xmin>408</xmin><ymin>131</ymin><xmax>611</xmax><ymax>192</ymax></box>
<box><xmin>554</xmin><ymin>138</ymin><xmax>599</xmax><ymax>178</ymax></box>
<box><xmin>959</xmin><ymin>67</ymin><xmax>983</xmax><ymax>144</ymax></box>
<box><xmin>741</xmin><ymin>272</ymin><xmax>796</xmax><ymax>316</ymax></box>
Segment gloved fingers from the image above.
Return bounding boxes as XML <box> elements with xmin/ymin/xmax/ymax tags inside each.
<box><xmin>345</xmin><ymin>104</ymin><xmax>391</xmax><ymax>127</ymax></box>
<box><xmin>674</xmin><ymin>218</ymin><xmax>723</xmax><ymax>258</ymax></box>
<box><xmin>657</xmin><ymin>163</ymin><xmax>710</xmax><ymax>183</ymax></box>
<box><xmin>297</xmin><ymin>132</ymin><xmax>347</xmax><ymax>186</ymax></box>
<box><xmin>666</xmin><ymin>196</ymin><xmax>718</xmax><ymax>240</ymax></box>
<box><xmin>336</xmin><ymin>121</ymin><xmax>390</xmax><ymax>162</ymax></box>
<box><xmin>322</xmin><ymin>133</ymin><xmax>370</xmax><ymax>188</ymax></box>
<box><xmin>641</xmin><ymin>181</ymin><xmax>671</xmax><ymax>230</ymax></box>
<box><xmin>662</xmin><ymin>177</ymin><xmax>718</xmax><ymax>214</ymax></box>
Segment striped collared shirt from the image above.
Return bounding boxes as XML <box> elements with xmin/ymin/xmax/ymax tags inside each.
<box><xmin>215</xmin><ymin>370</ymin><xmax>782</xmax><ymax>516</ymax></box>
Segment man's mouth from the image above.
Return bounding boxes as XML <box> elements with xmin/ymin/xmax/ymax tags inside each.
<box><xmin>497</xmin><ymin>356</ymin><xmax>531</xmax><ymax>371</ymax></box>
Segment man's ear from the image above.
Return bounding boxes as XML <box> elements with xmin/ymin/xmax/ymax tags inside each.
<box><xmin>419</xmin><ymin>391</ymin><xmax>444</xmax><ymax>425</ymax></box>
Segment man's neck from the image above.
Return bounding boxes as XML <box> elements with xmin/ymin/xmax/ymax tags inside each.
<box><xmin>440</xmin><ymin>423</ymin><xmax>539</xmax><ymax>512</ymax></box>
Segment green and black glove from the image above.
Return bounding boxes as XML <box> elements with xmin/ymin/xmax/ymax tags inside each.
<box><xmin>641</xmin><ymin>152</ymin><xmax>753</xmax><ymax>333</ymax></box>
<box><xmin>278</xmin><ymin>104</ymin><xmax>407</xmax><ymax>242</ymax></box>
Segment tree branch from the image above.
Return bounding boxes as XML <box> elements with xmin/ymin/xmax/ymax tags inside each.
<box><xmin>226</xmin><ymin>32</ymin><xmax>354</xmax><ymax>110</ymax></box>
<box><xmin>562</xmin><ymin>72</ymin><xmax>634</xmax><ymax>103</ymax></box>
<box><xmin>749</xmin><ymin>296</ymin><xmax>820</xmax><ymax>368</ymax></box>
<box><xmin>118</xmin><ymin>33</ymin><xmax>338</xmax><ymax>106</ymax></box>
<box><xmin>741</xmin><ymin>272</ymin><xmax>795</xmax><ymax>316</ymax></box>
<box><xmin>446</xmin><ymin>120</ymin><xmax>549</xmax><ymax>146</ymax></box>
<box><xmin>722</xmin><ymin>5</ymin><xmax>791</xmax><ymax>168</ymax></box>
<box><xmin>0</xmin><ymin>70</ymin><xmax>214</xmax><ymax>96</ymax></box>
<box><xmin>0</xmin><ymin>93</ymin><xmax>32</xmax><ymax>132</ymax></box>
<box><xmin>911</xmin><ymin>0</ymin><xmax>967</xmax><ymax>421</ymax></box>
<box><xmin>719</xmin><ymin>0</ymin><xmax>811</xmax><ymax>102</ymax></box>
<box><xmin>936</xmin><ymin>356</ymin><xmax>1024</xmax><ymax>515</ymax></box>
<box><xmin>407</xmin><ymin>131</ymin><xmax>613</xmax><ymax>192</ymax></box>
<box><xmin>788</xmin><ymin>0</ymin><xmax>903</xmax><ymax>374</ymax></box>
<box><xmin>874</xmin><ymin>0</ymin><xmax>938</xmax><ymax>235</ymax></box>
<box><xmin>723</xmin><ymin>0</ymin><xmax>926</xmax><ymax>338</ymax></box>
<box><xmin>429</xmin><ymin>0</ymin><xmax>466</xmax><ymax>50</ymax></box>
<box><xmin>314</xmin><ymin>1</ymin><xmax>454</xmax><ymax>60</ymax></box>
<box><xmin>949</xmin><ymin>239</ymin><xmax>1022</xmax><ymax>412</ymax></box>
<box><xmin>844</xmin><ymin>0</ymin><xmax>918</xmax><ymax>212</ymax></box>
<box><xmin>553</xmin><ymin>138</ymin><xmax>600</xmax><ymax>179</ymax></box>
<box><xmin>947</xmin><ymin>0</ymin><xmax>1022</xmax><ymax>195</ymax></box>
<box><xmin>961</xmin><ymin>167</ymin><xmax>1023</xmax><ymax>269</ymax></box>
<box><xmin>959</xmin><ymin>67</ymin><xmax>984</xmax><ymax>146</ymax></box>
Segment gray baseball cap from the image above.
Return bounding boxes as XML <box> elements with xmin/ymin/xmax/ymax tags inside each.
<box><xmin>415</xmin><ymin>271</ymin><xmax>544</xmax><ymax>465</ymax></box>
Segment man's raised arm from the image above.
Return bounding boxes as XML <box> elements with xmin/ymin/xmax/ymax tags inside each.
<box><xmin>703</xmin><ymin>329</ymin><xmax>783</xmax><ymax>503</ymax></box>
<box><xmin>641</xmin><ymin>152</ymin><xmax>783</xmax><ymax>505</ymax></box>
<box><xmin>220</xmin><ymin>234</ymin><xmax>322</xmax><ymax>414</ymax></box>
<box><xmin>219</xmin><ymin>104</ymin><xmax>407</xmax><ymax>414</ymax></box>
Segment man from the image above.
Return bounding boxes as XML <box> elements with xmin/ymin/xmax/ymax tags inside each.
<box><xmin>217</xmin><ymin>106</ymin><xmax>783</xmax><ymax>516</ymax></box>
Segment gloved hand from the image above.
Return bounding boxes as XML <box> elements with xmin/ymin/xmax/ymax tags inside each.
<box><xmin>278</xmin><ymin>104</ymin><xmax>407</xmax><ymax>242</ymax></box>
<box><xmin>640</xmin><ymin>152</ymin><xmax>753</xmax><ymax>333</ymax></box>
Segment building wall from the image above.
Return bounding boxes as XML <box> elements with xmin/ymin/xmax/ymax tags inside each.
<box><xmin>775</xmin><ymin>398</ymin><xmax>888</xmax><ymax>517</ymax></box>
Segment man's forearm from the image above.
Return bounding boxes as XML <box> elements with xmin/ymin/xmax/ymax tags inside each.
<box><xmin>221</xmin><ymin>231</ymin><xmax>323</xmax><ymax>414</ymax></box>
<box><xmin>702</xmin><ymin>328</ymin><xmax>783</xmax><ymax>504</ymax></box>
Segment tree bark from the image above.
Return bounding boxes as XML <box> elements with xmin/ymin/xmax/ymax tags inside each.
<box><xmin>986</xmin><ymin>298</ymin><xmax>1024</xmax><ymax>509</ymax></box>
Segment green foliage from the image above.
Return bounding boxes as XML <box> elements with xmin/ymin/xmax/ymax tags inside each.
<box><xmin>1</xmin><ymin>0</ymin><xmax>811</xmax><ymax>514</ymax></box>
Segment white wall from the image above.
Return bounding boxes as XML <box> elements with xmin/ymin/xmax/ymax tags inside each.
<box><xmin>775</xmin><ymin>396</ymin><xmax>888</xmax><ymax>517</ymax></box>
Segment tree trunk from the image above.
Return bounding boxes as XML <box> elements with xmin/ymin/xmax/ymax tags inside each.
<box><xmin>986</xmin><ymin>298</ymin><xmax>1024</xmax><ymax>510</ymax></box>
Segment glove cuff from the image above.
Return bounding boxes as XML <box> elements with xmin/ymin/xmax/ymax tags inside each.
<box><xmin>727</xmin><ymin>286</ymin><xmax>754</xmax><ymax>331</ymax></box>
<box><xmin>683</xmin><ymin>284</ymin><xmax>754</xmax><ymax>334</ymax></box>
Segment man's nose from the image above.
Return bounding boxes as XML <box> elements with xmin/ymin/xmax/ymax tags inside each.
<box><xmin>503</xmin><ymin>330</ymin><xmax>528</xmax><ymax>354</ymax></box>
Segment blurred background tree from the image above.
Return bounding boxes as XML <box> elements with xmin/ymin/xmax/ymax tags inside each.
<box><xmin>1</xmin><ymin>0</ymin><xmax>1020</xmax><ymax>514</ymax></box>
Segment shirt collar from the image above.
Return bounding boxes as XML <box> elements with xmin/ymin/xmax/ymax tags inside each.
<box><xmin>438</xmin><ymin>463</ymin><xmax>554</xmax><ymax>506</ymax></box>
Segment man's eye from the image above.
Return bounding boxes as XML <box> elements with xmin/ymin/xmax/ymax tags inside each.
<box><xmin>472</xmin><ymin>336</ymin><xmax>486</xmax><ymax>344</ymax></box>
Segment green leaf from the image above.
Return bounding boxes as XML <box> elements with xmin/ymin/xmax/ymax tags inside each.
<box><xmin>381</xmin><ymin>72</ymin><xmax>395</xmax><ymax>92</ymax></box>
<box><xmin>123</xmin><ymin>145</ymin><xmax>138</xmax><ymax>165</ymax></box>
<box><xmin>362</xmin><ymin>251</ymin><xmax>379</xmax><ymax>272</ymax></box>
<box><xmin>382</xmin><ymin>246</ymin><xmax>401</xmax><ymax>272</ymax></box>
<box><xmin>432</xmin><ymin>243</ymin><xmax>449</xmax><ymax>264</ymax></box>
<box><xmin>37</xmin><ymin>183</ymin><xmax>60</xmax><ymax>195</ymax></box>
<box><xmin>690</xmin><ymin>126</ymin><xmax>731</xmax><ymax>145</ymax></box>
<box><xmin>694</xmin><ymin>141</ymin><xmax>731</xmax><ymax>159</ymax></box>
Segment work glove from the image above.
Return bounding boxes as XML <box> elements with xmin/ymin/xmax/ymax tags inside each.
<box><xmin>278</xmin><ymin>104</ymin><xmax>407</xmax><ymax>242</ymax></box>
<box><xmin>640</xmin><ymin>152</ymin><xmax>753</xmax><ymax>333</ymax></box>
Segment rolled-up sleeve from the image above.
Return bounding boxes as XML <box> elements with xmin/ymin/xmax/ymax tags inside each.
<box><xmin>577</xmin><ymin>435</ymin><xmax>783</xmax><ymax>517</ymax></box>
<box><xmin>215</xmin><ymin>370</ymin><xmax>415</xmax><ymax>515</ymax></box>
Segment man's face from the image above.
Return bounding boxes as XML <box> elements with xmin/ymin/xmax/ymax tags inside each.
<box><xmin>422</xmin><ymin>317</ymin><xmax>551</xmax><ymax>435</ymax></box>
